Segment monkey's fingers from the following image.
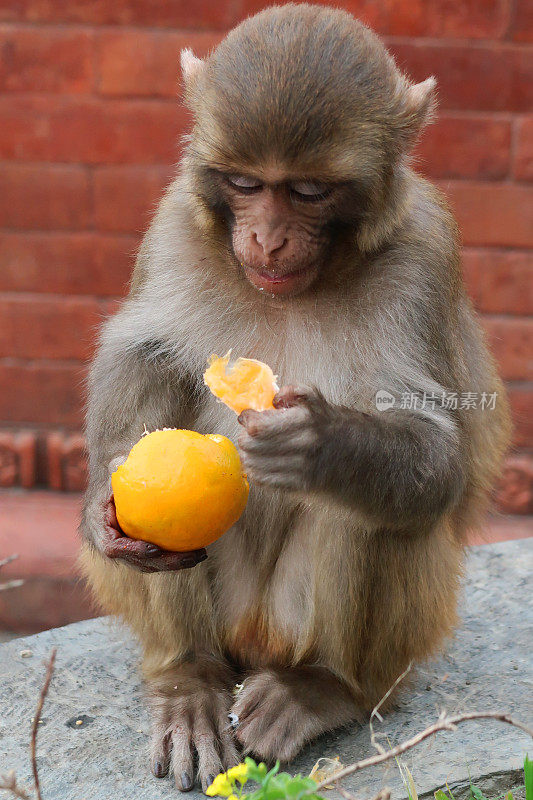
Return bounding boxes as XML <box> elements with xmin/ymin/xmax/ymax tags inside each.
<box><xmin>170</xmin><ymin>717</ymin><xmax>195</xmax><ymax>792</ymax></box>
<box><xmin>104</xmin><ymin>538</ymin><xmax>207</xmax><ymax>572</ymax></box>
<box><xmin>237</xmin><ymin>406</ymin><xmax>308</xmax><ymax>442</ymax></box>
<box><xmin>151</xmin><ymin>730</ymin><xmax>171</xmax><ymax>779</ymax></box>
<box><xmin>103</xmin><ymin>496</ymin><xmax>208</xmax><ymax>571</ymax></box>
<box><xmin>273</xmin><ymin>385</ymin><xmax>327</xmax><ymax>414</ymax></box>
<box><xmin>192</xmin><ymin>707</ymin><xmax>225</xmax><ymax>794</ymax></box>
<box><xmin>237</xmin><ymin>407</ymin><xmax>272</xmax><ymax>434</ymax></box>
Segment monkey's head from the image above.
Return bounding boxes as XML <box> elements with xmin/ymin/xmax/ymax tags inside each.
<box><xmin>181</xmin><ymin>4</ymin><xmax>436</xmax><ymax>297</ymax></box>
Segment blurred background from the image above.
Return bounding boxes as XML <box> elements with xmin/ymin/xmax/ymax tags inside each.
<box><xmin>0</xmin><ymin>0</ymin><xmax>531</xmax><ymax>635</ymax></box>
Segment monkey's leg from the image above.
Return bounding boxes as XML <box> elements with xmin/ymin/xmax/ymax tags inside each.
<box><xmin>147</xmin><ymin>655</ymin><xmax>240</xmax><ymax>792</ymax></box>
<box><xmin>230</xmin><ymin>666</ymin><xmax>359</xmax><ymax>762</ymax></box>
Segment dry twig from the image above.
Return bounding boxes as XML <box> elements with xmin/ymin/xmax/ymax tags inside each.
<box><xmin>334</xmin><ymin>782</ymin><xmax>392</xmax><ymax>800</ymax></box>
<box><xmin>313</xmin><ymin>711</ymin><xmax>533</xmax><ymax>793</ymax></box>
<box><xmin>30</xmin><ymin>648</ymin><xmax>57</xmax><ymax>800</ymax></box>
<box><xmin>0</xmin><ymin>770</ymin><xmax>31</xmax><ymax>799</ymax></box>
<box><xmin>0</xmin><ymin>555</ymin><xmax>23</xmax><ymax>592</ymax></box>
<box><xmin>369</xmin><ymin>663</ymin><xmax>412</xmax><ymax>756</ymax></box>
<box><xmin>0</xmin><ymin>555</ymin><xmax>19</xmax><ymax>569</ymax></box>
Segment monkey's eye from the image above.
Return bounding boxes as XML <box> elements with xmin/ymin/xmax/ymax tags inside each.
<box><xmin>227</xmin><ymin>175</ymin><xmax>263</xmax><ymax>194</ymax></box>
<box><xmin>289</xmin><ymin>180</ymin><xmax>331</xmax><ymax>201</ymax></box>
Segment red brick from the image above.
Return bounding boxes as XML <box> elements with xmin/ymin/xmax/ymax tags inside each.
<box><xmin>94</xmin><ymin>165</ymin><xmax>171</xmax><ymax>233</ymax></box>
<box><xmin>46</xmin><ymin>431</ymin><xmax>87</xmax><ymax>491</ymax></box>
<box><xmin>0</xmin><ymin>163</ymin><xmax>91</xmax><ymax>230</ymax></box>
<box><xmin>0</xmin><ymin>232</ymin><xmax>137</xmax><ymax>296</ymax></box>
<box><xmin>0</xmin><ymin>362</ymin><xmax>86</xmax><ymax>427</ymax></box>
<box><xmin>0</xmin><ymin>96</ymin><xmax>186</xmax><ymax>165</ymax></box>
<box><xmin>463</xmin><ymin>250</ymin><xmax>533</xmax><ymax>316</ymax></box>
<box><xmin>414</xmin><ymin>116</ymin><xmax>511</xmax><ymax>180</ymax></box>
<box><xmin>0</xmin><ymin>24</ymin><xmax>93</xmax><ymax>93</ymax></box>
<box><xmin>495</xmin><ymin>454</ymin><xmax>533</xmax><ymax>515</ymax></box>
<box><xmin>508</xmin><ymin>385</ymin><xmax>533</xmax><ymax>448</ymax></box>
<box><xmin>483</xmin><ymin>317</ymin><xmax>533</xmax><ymax>381</ymax></box>
<box><xmin>98</xmin><ymin>29</ymin><xmax>220</xmax><ymax>97</ymax></box>
<box><xmin>389</xmin><ymin>42</ymin><xmax>533</xmax><ymax>113</ymax></box>
<box><xmin>0</xmin><ymin>489</ymin><xmax>93</xmax><ymax>632</ymax></box>
<box><xmin>510</xmin><ymin>0</ymin><xmax>533</xmax><ymax>42</ymax></box>
<box><xmin>0</xmin><ymin>0</ymin><xmax>239</xmax><ymax>29</ymax></box>
<box><xmin>441</xmin><ymin>182</ymin><xmax>533</xmax><ymax>248</ymax></box>
<box><xmin>238</xmin><ymin>0</ymin><xmax>509</xmax><ymax>39</ymax></box>
<box><xmin>0</xmin><ymin>430</ymin><xmax>36</xmax><ymax>488</ymax></box>
<box><xmin>514</xmin><ymin>117</ymin><xmax>533</xmax><ymax>181</ymax></box>
<box><xmin>0</xmin><ymin>0</ymin><xmax>517</xmax><ymax>38</ymax></box>
<box><xmin>0</xmin><ymin>490</ymin><xmax>81</xmax><ymax>580</ymax></box>
<box><xmin>0</xmin><ymin>296</ymin><xmax>108</xmax><ymax>360</ymax></box>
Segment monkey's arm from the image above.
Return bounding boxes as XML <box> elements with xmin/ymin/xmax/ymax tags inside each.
<box><xmin>81</xmin><ymin>316</ymin><xmax>206</xmax><ymax>571</ymax></box>
<box><xmin>238</xmin><ymin>385</ymin><xmax>465</xmax><ymax>530</ymax></box>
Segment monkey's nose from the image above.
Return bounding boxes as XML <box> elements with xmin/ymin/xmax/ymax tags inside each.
<box><xmin>252</xmin><ymin>230</ymin><xmax>288</xmax><ymax>257</ymax></box>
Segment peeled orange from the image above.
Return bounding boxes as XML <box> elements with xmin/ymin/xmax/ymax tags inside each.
<box><xmin>204</xmin><ymin>353</ymin><xmax>278</xmax><ymax>414</ymax></box>
<box><xmin>111</xmin><ymin>429</ymin><xmax>249</xmax><ymax>551</ymax></box>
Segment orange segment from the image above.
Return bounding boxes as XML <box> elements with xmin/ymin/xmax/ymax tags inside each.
<box><xmin>203</xmin><ymin>353</ymin><xmax>279</xmax><ymax>414</ymax></box>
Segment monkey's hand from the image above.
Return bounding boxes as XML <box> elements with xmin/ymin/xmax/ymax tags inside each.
<box><xmin>237</xmin><ymin>385</ymin><xmax>333</xmax><ymax>493</ymax></box>
<box><xmin>101</xmin><ymin>496</ymin><xmax>207</xmax><ymax>573</ymax></box>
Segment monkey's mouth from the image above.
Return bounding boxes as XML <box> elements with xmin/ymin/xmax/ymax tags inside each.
<box><xmin>243</xmin><ymin>264</ymin><xmax>319</xmax><ymax>296</ymax></box>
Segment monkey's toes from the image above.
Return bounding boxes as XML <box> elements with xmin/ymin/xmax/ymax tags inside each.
<box><xmin>150</xmin><ymin>693</ymin><xmax>240</xmax><ymax>794</ymax></box>
<box><xmin>232</xmin><ymin>675</ymin><xmax>312</xmax><ymax>762</ymax></box>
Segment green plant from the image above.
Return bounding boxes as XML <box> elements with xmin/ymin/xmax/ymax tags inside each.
<box><xmin>206</xmin><ymin>758</ymin><xmax>324</xmax><ymax>800</ymax></box>
<box><xmin>524</xmin><ymin>754</ymin><xmax>532</xmax><ymax>800</ymax></box>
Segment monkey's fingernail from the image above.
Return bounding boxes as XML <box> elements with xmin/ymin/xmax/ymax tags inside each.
<box><xmin>196</xmin><ymin>553</ymin><xmax>208</xmax><ymax>563</ymax></box>
<box><xmin>181</xmin><ymin>771</ymin><xmax>193</xmax><ymax>791</ymax></box>
<box><xmin>145</xmin><ymin>544</ymin><xmax>162</xmax><ymax>556</ymax></box>
<box><xmin>180</xmin><ymin>557</ymin><xmax>198</xmax><ymax>568</ymax></box>
<box><xmin>153</xmin><ymin>760</ymin><xmax>167</xmax><ymax>778</ymax></box>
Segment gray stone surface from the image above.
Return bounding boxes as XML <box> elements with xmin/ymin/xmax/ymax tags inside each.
<box><xmin>0</xmin><ymin>539</ymin><xmax>531</xmax><ymax>800</ymax></box>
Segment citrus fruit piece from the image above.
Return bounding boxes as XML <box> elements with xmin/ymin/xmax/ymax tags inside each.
<box><xmin>203</xmin><ymin>352</ymin><xmax>279</xmax><ymax>414</ymax></box>
<box><xmin>111</xmin><ymin>429</ymin><xmax>249</xmax><ymax>551</ymax></box>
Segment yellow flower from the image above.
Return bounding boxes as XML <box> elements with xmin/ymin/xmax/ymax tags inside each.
<box><xmin>227</xmin><ymin>763</ymin><xmax>249</xmax><ymax>784</ymax></box>
<box><xmin>206</xmin><ymin>773</ymin><xmax>233</xmax><ymax>797</ymax></box>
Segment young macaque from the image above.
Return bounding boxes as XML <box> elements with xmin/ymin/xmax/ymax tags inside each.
<box><xmin>80</xmin><ymin>3</ymin><xmax>510</xmax><ymax>792</ymax></box>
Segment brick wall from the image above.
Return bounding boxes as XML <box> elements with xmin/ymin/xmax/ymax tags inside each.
<box><xmin>0</xmin><ymin>0</ymin><xmax>531</xmax><ymax>510</ymax></box>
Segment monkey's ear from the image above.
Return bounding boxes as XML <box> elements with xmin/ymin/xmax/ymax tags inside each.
<box><xmin>397</xmin><ymin>76</ymin><xmax>437</xmax><ymax>147</ymax></box>
<box><xmin>180</xmin><ymin>48</ymin><xmax>205</xmax><ymax>86</ymax></box>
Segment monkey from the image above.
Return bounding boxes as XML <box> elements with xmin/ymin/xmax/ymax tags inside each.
<box><xmin>80</xmin><ymin>3</ymin><xmax>511</xmax><ymax>793</ymax></box>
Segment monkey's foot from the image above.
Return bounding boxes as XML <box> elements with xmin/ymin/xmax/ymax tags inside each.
<box><xmin>230</xmin><ymin>666</ymin><xmax>359</xmax><ymax>762</ymax></box>
<box><xmin>147</xmin><ymin>660</ymin><xmax>240</xmax><ymax>793</ymax></box>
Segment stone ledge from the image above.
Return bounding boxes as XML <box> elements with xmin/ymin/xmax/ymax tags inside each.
<box><xmin>0</xmin><ymin>539</ymin><xmax>531</xmax><ymax>800</ymax></box>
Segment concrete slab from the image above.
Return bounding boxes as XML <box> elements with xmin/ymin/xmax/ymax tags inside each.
<box><xmin>0</xmin><ymin>539</ymin><xmax>531</xmax><ymax>800</ymax></box>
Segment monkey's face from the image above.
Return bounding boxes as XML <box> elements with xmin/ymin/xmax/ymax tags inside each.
<box><xmin>185</xmin><ymin>5</ymin><xmax>436</xmax><ymax>296</ymax></box>
<box><xmin>208</xmin><ymin>169</ymin><xmax>349</xmax><ymax>297</ymax></box>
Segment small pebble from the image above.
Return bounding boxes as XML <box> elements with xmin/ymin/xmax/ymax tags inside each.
<box><xmin>20</xmin><ymin>649</ymin><xmax>33</xmax><ymax>658</ymax></box>
<box><xmin>66</xmin><ymin>714</ymin><xmax>94</xmax><ymax>729</ymax></box>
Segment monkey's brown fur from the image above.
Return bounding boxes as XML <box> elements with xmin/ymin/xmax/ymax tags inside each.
<box><xmin>80</xmin><ymin>4</ymin><xmax>510</xmax><ymax>789</ymax></box>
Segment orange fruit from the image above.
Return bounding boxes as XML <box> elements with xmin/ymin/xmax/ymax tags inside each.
<box><xmin>111</xmin><ymin>429</ymin><xmax>249</xmax><ymax>551</ymax></box>
<box><xmin>204</xmin><ymin>352</ymin><xmax>278</xmax><ymax>414</ymax></box>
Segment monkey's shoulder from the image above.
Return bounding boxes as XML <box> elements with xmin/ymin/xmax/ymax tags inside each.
<box><xmin>400</xmin><ymin>176</ymin><xmax>459</xmax><ymax>259</ymax></box>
